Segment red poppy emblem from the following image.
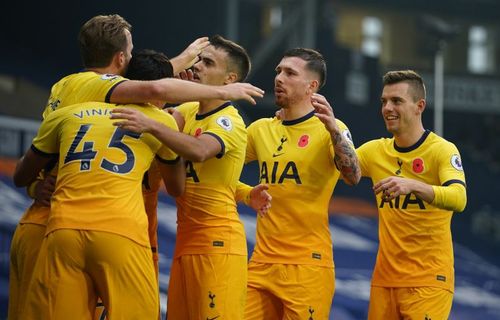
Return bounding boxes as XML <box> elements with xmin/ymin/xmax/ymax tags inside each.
<box><xmin>194</xmin><ymin>128</ymin><xmax>202</xmax><ymax>137</ymax></box>
<box><xmin>412</xmin><ymin>158</ymin><xmax>424</xmax><ymax>173</ymax></box>
<box><xmin>298</xmin><ymin>135</ymin><xmax>309</xmax><ymax>147</ymax></box>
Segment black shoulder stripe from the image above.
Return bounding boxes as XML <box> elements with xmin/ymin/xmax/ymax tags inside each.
<box><xmin>155</xmin><ymin>155</ymin><xmax>180</xmax><ymax>164</ymax></box>
<box><xmin>442</xmin><ymin>179</ymin><xmax>466</xmax><ymax>188</ymax></box>
<box><xmin>203</xmin><ymin>132</ymin><xmax>225</xmax><ymax>158</ymax></box>
<box><xmin>30</xmin><ymin>145</ymin><xmax>58</xmax><ymax>158</ymax></box>
<box><xmin>105</xmin><ymin>79</ymin><xmax>128</xmax><ymax>103</ymax></box>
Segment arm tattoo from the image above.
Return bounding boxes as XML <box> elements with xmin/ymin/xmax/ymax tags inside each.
<box><xmin>331</xmin><ymin>131</ymin><xmax>361</xmax><ymax>185</ymax></box>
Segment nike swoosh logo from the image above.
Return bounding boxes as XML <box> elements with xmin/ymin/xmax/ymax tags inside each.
<box><xmin>206</xmin><ymin>316</ymin><xmax>220</xmax><ymax>320</ymax></box>
<box><xmin>272</xmin><ymin>153</ymin><xmax>284</xmax><ymax>157</ymax></box>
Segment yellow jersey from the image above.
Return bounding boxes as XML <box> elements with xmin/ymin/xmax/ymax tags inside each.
<box><xmin>174</xmin><ymin>101</ymin><xmax>248</xmax><ymax>256</ymax></box>
<box><xmin>31</xmin><ymin>101</ymin><xmax>178</xmax><ymax>247</ymax></box>
<box><xmin>43</xmin><ymin>71</ymin><xmax>127</xmax><ymax>118</ymax></box>
<box><xmin>246</xmin><ymin>111</ymin><xmax>354</xmax><ymax>267</ymax></box>
<box><xmin>356</xmin><ymin>130</ymin><xmax>466</xmax><ymax>291</ymax></box>
<box><xmin>20</xmin><ymin>71</ymin><xmax>127</xmax><ymax>226</ymax></box>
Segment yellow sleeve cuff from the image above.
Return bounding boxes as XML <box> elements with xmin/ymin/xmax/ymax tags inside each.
<box><xmin>235</xmin><ymin>181</ymin><xmax>253</xmax><ymax>205</ymax></box>
<box><xmin>431</xmin><ymin>183</ymin><xmax>467</xmax><ymax>212</ymax></box>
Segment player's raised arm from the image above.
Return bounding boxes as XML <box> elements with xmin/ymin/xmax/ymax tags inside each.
<box><xmin>311</xmin><ymin>93</ymin><xmax>361</xmax><ymax>186</ymax></box>
<box><xmin>109</xmin><ymin>78</ymin><xmax>264</xmax><ymax>105</ymax></box>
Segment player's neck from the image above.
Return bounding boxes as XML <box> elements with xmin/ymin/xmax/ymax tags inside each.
<box><xmin>198</xmin><ymin>99</ymin><xmax>228</xmax><ymax>115</ymax></box>
<box><xmin>281</xmin><ymin>101</ymin><xmax>314</xmax><ymax>121</ymax></box>
<box><xmin>85</xmin><ymin>66</ymin><xmax>121</xmax><ymax>76</ymax></box>
<box><xmin>394</xmin><ymin>127</ymin><xmax>426</xmax><ymax>148</ymax></box>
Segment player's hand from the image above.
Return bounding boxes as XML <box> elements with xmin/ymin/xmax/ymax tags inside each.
<box><xmin>249</xmin><ymin>184</ymin><xmax>272</xmax><ymax>217</ymax></box>
<box><xmin>166</xmin><ymin>107</ymin><xmax>185</xmax><ymax>131</ymax></box>
<box><xmin>373</xmin><ymin>176</ymin><xmax>415</xmax><ymax>201</ymax></box>
<box><xmin>34</xmin><ymin>174</ymin><xmax>56</xmax><ymax>207</ymax></box>
<box><xmin>110</xmin><ymin>108</ymin><xmax>156</xmax><ymax>133</ymax></box>
<box><xmin>172</xmin><ymin>37</ymin><xmax>210</xmax><ymax>72</ymax></box>
<box><xmin>275</xmin><ymin>108</ymin><xmax>284</xmax><ymax>120</ymax></box>
<box><xmin>176</xmin><ymin>69</ymin><xmax>195</xmax><ymax>81</ymax></box>
<box><xmin>222</xmin><ymin>83</ymin><xmax>264</xmax><ymax>105</ymax></box>
<box><xmin>311</xmin><ymin>93</ymin><xmax>340</xmax><ymax>133</ymax></box>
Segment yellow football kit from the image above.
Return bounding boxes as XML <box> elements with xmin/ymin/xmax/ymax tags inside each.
<box><xmin>356</xmin><ymin>130</ymin><xmax>466</xmax><ymax>319</ymax></box>
<box><xmin>8</xmin><ymin>71</ymin><xmax>129</xmax><ymax>319</ymax></box>
<box><xmin>21</xmin><ymin>101</ymin><xmax>178</xmax><ymax>319</ymax></box>
<box><xmin>243</xmin><ymin>111</ymin><xmax>355</xmax><ymax>320</ymax></box>
<box><xmin>167</xmin><ymin>101</ymin><xmax>248</xmax><ymax>320</ymax></box>
<box><xmin>142</xmin><ymin>159</ymin><xmax>163</xmax><ymax>279</ymax></box>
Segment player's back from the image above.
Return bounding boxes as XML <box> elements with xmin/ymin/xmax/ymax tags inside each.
<box><xmin>33</xmin><ymin>101</ymin><xmax>177</xmax><ymax>247</ymax></box>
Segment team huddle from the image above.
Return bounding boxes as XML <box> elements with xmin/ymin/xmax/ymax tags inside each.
<box><xmin>9</xmin><ymin>14</ymin><xmax>467</xmax><ymax>320</ymax></box>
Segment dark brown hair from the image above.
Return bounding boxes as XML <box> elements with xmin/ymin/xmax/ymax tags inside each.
<box><xmin>209</xmin><ymin>35</ymin><xmax>251</xmax><ymax>82</ymax></box>
<box><xmin>283</xmin><ymin>48</ymin><xmax>327</xmax><ymax>89</ymax></box>
<box><xmin>78</xmin><ymin>14</ymin><xmax>132</xmax><ymax>68</ymax></box>
<box><xmin>383</xmin><ymin>70</ymin><xmax>426</xmax><ymax>101</ymax></box>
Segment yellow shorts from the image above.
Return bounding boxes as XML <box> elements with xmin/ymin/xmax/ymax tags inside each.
<box><xmin>167</xmin><ymin>254</ymin><xmax>247</xmax><ymax>320</ymax></box>
<box><xmin>22</xmin><ymin>229</ymin><xmax>158</xmax><ymax>320</ymax></box>
<box><xmin>368</xmin><ymin>286</ymin><xmax>453</xmax><ymax>320</ymax></box>
<box><xmin>8</xmin><ymin>223</ymin><xmax>46</xmax><ymax>320</ymax></box>
<box><xmin>245</xmin><ymin>261</ymin><xmax>335</xmax><ymax>320</ymax></box>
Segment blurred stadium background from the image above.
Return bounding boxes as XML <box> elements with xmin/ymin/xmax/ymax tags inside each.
<box><xmin>1</xmin><ymin>0</ymin><xmax>500</xmax><ymax>318</ymax></box>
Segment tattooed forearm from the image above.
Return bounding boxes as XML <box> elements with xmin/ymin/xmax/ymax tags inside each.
<box><xmin>331</xmin><ymin>131</ymin><xmax>361</xmax><ymax>185</ymax></box>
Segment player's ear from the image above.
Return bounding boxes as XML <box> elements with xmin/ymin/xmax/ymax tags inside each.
<box><xmin>417</xmin><ymin>98</ymin><xmax>426</xmax><ymax>114</ymax></box>
<box><xmin>224</xmin><ymin>72</ymin><xmax>238</xmax><ymax>85</ymax></box>
<box><xmin>117</xmin><ymin>51</ymin><xmax>126</xmax><ymax>68</ymax></box>
<box><xmin>310</xmin><ymin>79</ymin><xmax>319</xmax><ymax>92</ymax></box>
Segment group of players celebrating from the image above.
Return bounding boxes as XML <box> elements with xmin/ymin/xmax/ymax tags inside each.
<box><xmin>9</xmin><ymin>13</ymin><xmax>466</xmax><ymax>320</ymax></box>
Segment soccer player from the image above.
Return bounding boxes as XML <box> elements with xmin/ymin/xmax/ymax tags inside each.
<box><xmin>356</xmin><ymin>70</ymin><xmax>467</xmax><ymax>319</ymax></box>
<box><xmin>111</xmin><ymin>35</ymin><xmax>270</xmax><ymax>320</ymax></box>
<box><xmin>125</xmin><ymin>49</ymin><xmax>179</xmax><ymax>280</ymax></box>
<box><xmin>13</xmin><ymin>91</ymin><xmax>184</xmax><ymax>318</ymax></box>
<box><xmin>235</xmin><ymin>48</ymin><xmax>361</xmax><ymax>320</ymax></box>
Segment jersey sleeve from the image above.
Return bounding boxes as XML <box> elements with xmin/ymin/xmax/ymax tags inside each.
<box><xmin>245</xmin><ymin>120</ymin><xmax>258</xmax><ymax>163</ymax></box>
<box><xmin>32</xmin><ymin>109</ymin><xmax>64</xmax><ymax>156</ymax></box>
<box><xmin>202</xmin><ymin>113</ymin><xmax>245</xmax><ymax>158</ymax></box>
<box><xmin>436</xmin><ymin>142</ymin><xmax>466</xmax><ymax>187</ymax></box>
<box><xmin>356</xmin><ymin>140</ymin><xmax>376</xmax><ymax>178</ymax></box>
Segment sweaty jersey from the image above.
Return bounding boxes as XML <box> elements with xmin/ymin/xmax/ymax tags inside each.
<box><xmin>246</xmin><ymin>111</ymin><xmax>354</xmax><ymax>268</ymax></box>
<box><xmin>20</xmin><ymin>71</ymin><xmax>128</xmax><ymax>226</ymax></box>
<box><xmin>174</xmin><ymin>101</ymin><xmax>247</xmax><ymax>257</ymax></box>
<box><xmin>31</xmin><ymin>101</ymin><xmax>178</xmax><ymax>247</ymax></box>
<box><xmin>356</xmin><ymin>130</ymin><xmax>466</xmax><ymax>291</ymax></box>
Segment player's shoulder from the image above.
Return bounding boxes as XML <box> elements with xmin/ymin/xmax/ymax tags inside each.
<box><xmin>426</xmin><ymin>131</ymin><xmax>460</xmax><ymax>152</ymax></box>
<box><xmin>334</xmin><ymin>118</ymin><xmax>349</xmax><ymax>130</ymax></box>
<box><xmin>248</xmin><ymin>117</ymin><xmax>276</xmax><ymax>130</ymax></box>
<box><xmin>220</xmin><ymin>104</ymin><xmax>245</xmax><ymax>123</ymax></box>
<box><xmin>176</xmin><ymin>101</ymin><xmax>199</xmax><ymax>113</ymax></box>
<box><xmin>427</xmin><ymin>131</ymin><xmax>455</xmax><ymax>145</ymax></box>
<box><xmin>139</xmin><ymin>105</ymin><xmax>178</xmax><ymax>128</ymax></box>
<box><xmin>358</xmin><ymin>136</ymin><xmax>391</xmax><ymax>151</ymax></box>
<box><xmin>208</xmin><ymin>107</ymin><xmax>244</xmax><ymax>135</ymax></box>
